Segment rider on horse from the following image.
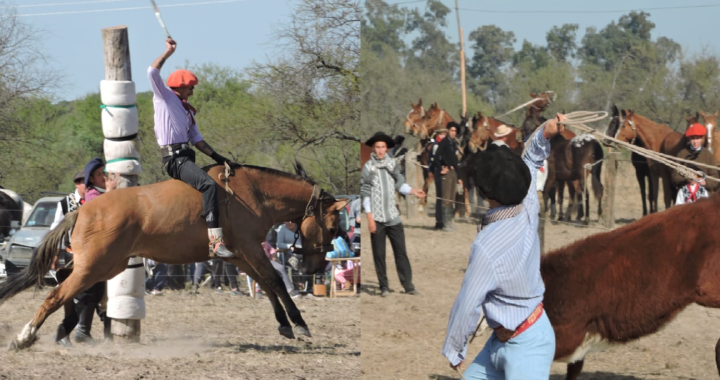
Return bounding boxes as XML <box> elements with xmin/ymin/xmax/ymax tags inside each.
<box><xmin>148</xmin><ymin>37</ymin><xmax>234</xmax><ymax>258</ymax></box>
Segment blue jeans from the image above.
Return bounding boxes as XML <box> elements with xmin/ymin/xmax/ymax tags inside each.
<box><xmin>146</xmin><ymin>263</ymin><xmax>168</xmax><ymax>291</ymax></box>
<box><xmin>463</xmin><ymin>312</ymin><xmax>555</xmax><ymax>380</ymax></box>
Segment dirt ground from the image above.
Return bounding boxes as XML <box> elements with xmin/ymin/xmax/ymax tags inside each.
<box><xmin>0</xmin><ymin>285</ymin><xmax>359</xmax><ymax>379</ymax></box>
<box><xmin>360</xmin><ymin>160</ymin><xmax>720</xmax><ymax>380</ymax></box>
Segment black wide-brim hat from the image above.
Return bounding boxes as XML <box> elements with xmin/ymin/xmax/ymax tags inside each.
<box><xmin>470</xmin><ymin>144</ymin><xmax>531</xmax><ymax>205</ymax></box>
<box><xmin>365</xmin><ymin>132</ymin><xmax>396</xmax><ymax>148</ymax></box>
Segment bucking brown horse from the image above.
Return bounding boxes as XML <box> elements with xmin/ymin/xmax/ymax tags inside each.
<box><xmin>0</xmin><ymin>163</ymin><xmax>349</xmax><ymax>349</ymax></box>
<box><xmin>543</xmin><ymin>190</ymin><xmax>720</xmax><ymax>379</ymax></box>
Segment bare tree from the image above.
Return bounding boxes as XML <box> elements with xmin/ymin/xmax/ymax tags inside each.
<box><xmin>0</xmin><ymin>4</ymin><xmax>55</xmax><ymax>141</ymax></box>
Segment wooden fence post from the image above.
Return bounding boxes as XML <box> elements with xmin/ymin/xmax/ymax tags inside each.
<box><xmin>405</xmin><ymin>148</ymin><xmax>418</xmax><ymax>219</ymax></box>
<box><xmin>602</xmin><ymin>152</ymin><xmax>618</xmax><ymax>229</ymax></box>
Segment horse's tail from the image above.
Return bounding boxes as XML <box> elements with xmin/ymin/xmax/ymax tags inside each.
<box><xmin>591</xmin><ymin>140</ymin><xmax>604</xmax><ymax>200</ymax></box>
<box><xmin>0</xmin><ymin>211</ymin><xmax>79</xmax><ymax>305</ymax></box>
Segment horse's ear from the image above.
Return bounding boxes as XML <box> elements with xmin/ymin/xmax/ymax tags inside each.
<box><xmin>293</xmin><ymin>161</ymin><xmax>308</xmax><ymax>178</ymax></box>
<box><xmin>697</xmin><ymin>111</ymin><xmax>703</xmax><ymax>119</ymax></box>
<box><xmin>411</xmin><ymin>101</ymin><xmax>415</xmax><ymax>108</ymax></box>
<box><xmin>433</xmin><ymin>102</ymin><xmax>438</xmax><ymax>108</ymax></box>
<box><xmin>686</xmin><ymin>115</ymin><xmax>695</xmax><ymax>123</ymax></box>
<box><xmin>530</xmin><ymin>92</ymin><xmax>537</xmax><ymax>98</ymax></box>
<box><xmin>331</xmin><ymin>198</ymin><xmax>351</xmax><ymax>211</ymax></box>
<box><xmin>418</xmin><ymin>98</ymin><xmax>422</xmax><ymax>106</ymax></box>
<box><xmin>612</xmin><ymin>105</ymin><xmax>619</xmax><ymax>117</ymax></box>
<box><xmin>715</xmin><ymin>111</ymin><xmax>719</xmax><ymax>117</ymax></box>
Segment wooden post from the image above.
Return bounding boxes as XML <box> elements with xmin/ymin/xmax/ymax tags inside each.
<box><xmin>405</xmin><ymin>148</ymin><xmax>418</xmax><ymax>219</ymax></box>
<box><xmin>602</xmin><ymin>152</ymin><xmax>618</xmax><ymax>229</ymax></box>
<box><xmin>454</xmin><ymin>1</ymin><xmax>466</xmax><ymax>117</ymax></box>
<box><xmin>101</xmin><ymin>25</ymin><xmax>141</xmax><ymax>343</ymax></box>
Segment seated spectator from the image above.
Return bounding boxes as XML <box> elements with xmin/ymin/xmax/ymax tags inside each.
<box><xmin>334</xmin><ymin>259</ymin><xmax>361</xmax><ymax>290</ymax></box>
<box><xmin>145</xmin><ymin>260</ymin><xmax>167</xmax><ymax>296</ymax></box>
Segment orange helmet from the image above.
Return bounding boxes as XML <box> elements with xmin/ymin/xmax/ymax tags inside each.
<box><xmin>685</xmin><ymin>123</ymin><xmax>707</xmax><ymax>138</ymax></box>
<box><xmin>167</xmin><ymin>69</ymin><xmax>198</xmax><ymax>88</ymax></box>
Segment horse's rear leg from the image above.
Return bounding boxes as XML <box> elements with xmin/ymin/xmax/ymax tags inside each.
<box><xmin>557</xmin><ymin>181</ymin><xmax>566</xmax><ymax>221</ymax></box>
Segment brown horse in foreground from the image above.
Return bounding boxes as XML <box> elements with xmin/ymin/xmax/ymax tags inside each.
<box><xmin>0</xmin><ymin>164</ymin><xmax>349</xmax><ymax>349</ymax></box>
<box><xmin>543</xmin><ymin>190</ymin><xmax>720</xmax><ymax>379</ymax></box>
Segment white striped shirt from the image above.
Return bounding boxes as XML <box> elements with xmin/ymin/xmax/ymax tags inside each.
<box><xmin>147</xmin><ymin>67</ymin><xmax>203</xmax><ymax>146</ymax></box>
<box><xmin>441</xmin><ymin>127</ymin><xmax>551</xmax><ymax>366</ymax></box>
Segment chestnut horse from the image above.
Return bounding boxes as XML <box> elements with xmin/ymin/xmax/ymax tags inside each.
<box><xmin>469</xmin><ymin>112</ymin><xmax>524</xmax><ymax>155</ymax></box>
<box><xmin>608</xmin><ymin>109</ymin><xmax>674</xmax><ymax>212</ymax></box>
<box><xmin>522</xmin><ymin>107</ymin><xmax>603</xmax><ymax>223</ymax></box>
<box><xmin>543</xmin><ymin>190</ymin><xmax>720</xmax><ymax>379</ymax></box>
<box><xmin>699</xmin><ymin>110</ymin><xmax>720</xmax><ymax>163</ymax></box>
<box><xmin>0</xmin><ymin>164</ymin><xmax>349</xmax><ymax>349</ymax></box>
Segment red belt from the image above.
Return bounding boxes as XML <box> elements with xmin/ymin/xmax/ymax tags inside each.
<box><xmin>493</xmin><ymin>302</ymin><xmax>544</xmax><ymax>343</ymax></box>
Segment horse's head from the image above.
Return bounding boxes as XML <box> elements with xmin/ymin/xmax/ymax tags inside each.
<box><xmin>469</xmin><ymin>112</ymin><xmax>493</xmax><ymax>152</ymax></box>
<box><xmin>700</xmin><ymin>110</ymin><xmax>719</xmax><ymax>141</ymax></box>
<box><xmin>529</xmin><ymin>91</ymin><xmax>555</xmax><ymax>112</ymax></box>
<box><xmin>685</xmin><ymin>112</ymin><xmax>700</xmax><ymax>126</ymax></box>
<box><xmin>405</xmin><ymin>99</ymin><xmax>425</xmax><ymax>136</ymax></box>
<box><xmin>614</xmin><ymin>109</ymin><xmax>639</xmax><ymax>144</ymax></box>
<box><xmin>297</xmin><ymin>192</ymin><xmax>350</xmax><ymax>274</ymax></box>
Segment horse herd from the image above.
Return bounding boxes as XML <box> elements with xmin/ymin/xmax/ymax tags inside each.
<box><xmin>403</xmin><ymin>92</ymin><xmax>604</xmax><ymax>224</ymax></box>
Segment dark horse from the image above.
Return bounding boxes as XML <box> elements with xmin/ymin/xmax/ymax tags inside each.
<box><xmin>0</xmin><ymin>191</ymin><xmax>22</xmax><ymax>240</ymax></box>
<box><xmin>0</xmin><ymin>163</ymin><xmax>349</xmax><ymax>349</ymax></box>
<box><xmin>523</xmin><ymin>107</ymin><xmax>604</xmax><ymax>223</ymax></box>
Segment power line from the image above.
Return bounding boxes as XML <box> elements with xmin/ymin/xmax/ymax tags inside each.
<box><xmin>457</xmin><ymin>3</ymin><xmax>720</xmax><ymax>14</ymax></box>
<box><xmin>1</xmin><ymin>0</ymin><xmax>135</xmax><ymax>8</ymax></box>
<box><xmin>9</xmin><ymin>0</ymin><xmax>247</xmax><ymax>17</ymax></box>
<box><xmin>387</xmin><ymin>1</ymin><xmax>720</xmax><ymax>14</ymax></box>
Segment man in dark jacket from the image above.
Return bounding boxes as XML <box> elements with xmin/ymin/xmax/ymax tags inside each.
<box><xmin>671</xmin><ymin>123</ymin><xmax>719</xmax><ymax>192</ymax></box>
<box><xmin>437</xmin><ymin>122</ymin><xmax>462</xmax><ymax>231</ymax></box>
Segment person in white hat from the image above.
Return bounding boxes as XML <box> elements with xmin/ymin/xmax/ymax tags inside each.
<box><xmin>493</xmin><ymin>124</ymin><xmax>515</xmax><ymax>146</ymax></box>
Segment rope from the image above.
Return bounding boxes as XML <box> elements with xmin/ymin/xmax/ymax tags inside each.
<box><xmin>495</xmin><ymin>91</ymin><xmax>556</xmax><ymax>119</ymax></box>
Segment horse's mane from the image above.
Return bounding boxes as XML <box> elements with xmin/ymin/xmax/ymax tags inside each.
<box><xmin>203</xmin><ymin>163</ymin><xmax>317</xmax><ymax>186</ymax></box>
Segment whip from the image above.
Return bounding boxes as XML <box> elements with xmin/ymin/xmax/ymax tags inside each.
<box><xmin>150</xmin><ymin>0</ymin><xmax>172</xmax><ymax>39</ymax></box>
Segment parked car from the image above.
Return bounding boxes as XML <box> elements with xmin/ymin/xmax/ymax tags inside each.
<box><xmin>3</xmin><ymin>195</ymin><xmax>64</xmax><ymax>277</ymax></box>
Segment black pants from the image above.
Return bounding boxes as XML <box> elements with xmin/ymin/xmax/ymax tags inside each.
<box><xmin>370</xmin><ymin>222</ymin><xmax>414</xmax><ymax>292</ymax></box>
<box><xmin>163</xmin><ymin>151</ymin><xmax>219</xmax><ymax>228</ymax></box>
<box><xmin>433</xmin><ymin>167</ymin><xmax>443</xmax><ymax>227</ymax></box>
<box><xmin>56</xmin><ymin>267</ymin><xmax>106</xmax><ymax>333</ymax></box>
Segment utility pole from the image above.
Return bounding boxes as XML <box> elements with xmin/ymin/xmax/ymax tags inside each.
<box><xmin>455</xmin><ymin>0</ymin><xmax>467</xmax><ymax>118</ymax></box>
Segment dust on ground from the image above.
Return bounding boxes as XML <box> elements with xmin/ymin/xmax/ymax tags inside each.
<box><xmin>0</xmin><ymin>285</ymin><xmax>359</xmax><ymax>380</ymax></box>
<box><xmin>361</xmin><ymin>160</ymin><xmax>720</xmax><ymax>380</ymax></box>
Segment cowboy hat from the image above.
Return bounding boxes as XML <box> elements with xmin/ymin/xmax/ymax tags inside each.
<box><xmin>365</xmin><ymin>132</ymin><xmax>396</xmax><ymax>148</ymax></box>
<box><xmin>494</xmin><ymin>124</ymin><xmax>514</xmax><ymax>138</ymax></box>
<box><xmin>469</xmin><ymin>144</ymin><xmax>530</xmax><ymax>205</ymax></box>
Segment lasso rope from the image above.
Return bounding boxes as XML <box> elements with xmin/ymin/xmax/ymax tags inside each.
<box><xmin>529</xmin><ymin>110</ymin><xmax>720</xmax><ymax>183</ymax></box>
<box><xmin>495</xmin><ymin>91</ymin><xmax>557</xmax><ymax>119</ymax></box>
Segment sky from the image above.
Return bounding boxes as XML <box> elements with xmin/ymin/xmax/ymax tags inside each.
<box><xmin>9</xmin><ymin>0</ymin><xmax>296</xmax><ymax>101</ymax></box>
<box><xmin>388</xmin><ymin>0</ymin><xmax>720</xmax><ymax>62</ymax></box>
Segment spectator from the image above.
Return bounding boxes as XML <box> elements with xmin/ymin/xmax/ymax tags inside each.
<box><xmin>676</xmin><ymin>172</ymin><xmax>710</xmax><ymax>205</ymax></box>
<box><xmin>430</xmin><ymin>128</ymin><xmax>447</xmax><ymax>230</ymax></box>
<box><xmin>437</xmin><ymin>122</ymin><xmax>462</xmax><ymax>231</ymax></box>
<box><xmin>262</xmin><ymin>241</ymin><xmax>301</xmax><ymax>299</ymax></box>
<box><xmin>361</xmin><ymin>132</ymin><xmax>425</xmax><ymax>298</ymax></box>
<box><xmin>348</xmin><ymin>197</ymin><xmax>361</xmax><ymax>245</ymax></box>
<box><xmin>145</xmin><ymin>260</ymin><xmax>168</xmax><ymax>296</ymax></box>
<box><xmin>671</xmin><ymin>123</ymin><xmax>720</xmax><ymax>193</ymax></box>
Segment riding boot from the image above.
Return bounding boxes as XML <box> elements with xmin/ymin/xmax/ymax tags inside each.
<box><xmin>74</xmin><ymin>302</ymin><xmax>95</xmax><ymax>344</ymax></box>
<box><xmin>208</xmin><ymin>228</ymin><xmax>234</xmax><ymax>258</ymax></box>
<box><xmin>54</xmin><ymin>325</ymin><xmax>72</xmax><ymax>347</ymax></box>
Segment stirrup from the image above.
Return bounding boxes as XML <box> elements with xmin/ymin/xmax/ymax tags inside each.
<box><xmin>209</xmin><ymin>238</ymin><xmax>234</xmax><ymax>258</ymax></box>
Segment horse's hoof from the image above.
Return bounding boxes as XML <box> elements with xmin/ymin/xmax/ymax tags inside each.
<box><xmin>278</xmin><ymin>325</ymin><xmax>295</xmax><ymax>340</ymax></box>
<box><xmin>8</xmin><ymin>336</ymin><xmax>37</xmax><ymax>350</ymax></box>
<box><xmin>294</xmin><ymin>325</ymin><xmax>312</xmax><ymax>338</ymax></box>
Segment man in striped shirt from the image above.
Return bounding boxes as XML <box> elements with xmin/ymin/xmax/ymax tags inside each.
<box><xmin>441</xmin><ymin>114</ymin><xmax>566</xmax><ymax>379</ymax></box>
<box><xmin>149</xmin><ymin>38</ymin><xmax>233</xmax><ymax>258</ymax></box>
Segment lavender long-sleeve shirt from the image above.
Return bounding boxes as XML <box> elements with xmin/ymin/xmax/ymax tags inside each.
<box><xmin>147</xmin><ymin>67</ymin><xmax>203</xmax><ymax>146</ymax></box>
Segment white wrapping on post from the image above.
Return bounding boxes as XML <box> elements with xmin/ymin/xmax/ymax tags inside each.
<box><xmin>101</xmin><ymin>106</ymin><xmax>139</xmax><ymax>138</ymax></box>
<box><xmin>105</xmin><ymin>159</ymin><xmax>143</xmax><ymax>175</ymax></box>
<box><xmin>100</xmin><ymin>80</ymin><xmax>137</xmax><ymax>106</ymax></box>
<box><xmin>107</xmin><ymin>256</ymin><xmax>146</xmax><ymax>320</ymax></box>
<box><xmin>104</xmin><ymin>139</ymin><xmax>140</xmax><ymax>161</ymax></box>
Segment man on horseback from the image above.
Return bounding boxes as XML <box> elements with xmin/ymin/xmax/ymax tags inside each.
<box><xmin>442</xmin><ymin>113</ymin><xmax>567</xmax><ymax>379</ymax></box>
<box><xmin>149</xmin><ymin>38</ymin><xmax>233</xmax><ymax>258</ymax></box>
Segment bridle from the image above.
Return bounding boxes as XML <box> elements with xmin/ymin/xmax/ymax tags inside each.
<box><xmin>292</xmin><ymin>185</ymin><xmax>336</xmax><ymax>253</ymax></box>
<box><xmin>406</xmin><ymin>107</ymin><xmax>426</xmax><ymax>137</ymax></box>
